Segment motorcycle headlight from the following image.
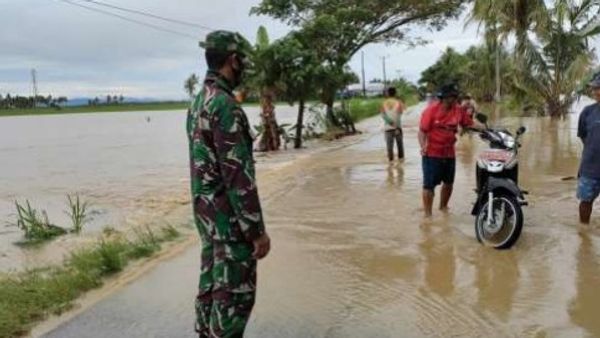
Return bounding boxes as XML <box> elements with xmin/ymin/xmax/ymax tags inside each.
<box><xmin>500</xmin><ymin>134</ymin><xmax>515</xmax><ymax>148</ymax></box>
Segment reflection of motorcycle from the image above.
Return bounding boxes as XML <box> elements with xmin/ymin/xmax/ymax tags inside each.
<box><xmin>470</xmin><ymin>114</ymin><xmax>528</xmax><ymax>250</ymax></box>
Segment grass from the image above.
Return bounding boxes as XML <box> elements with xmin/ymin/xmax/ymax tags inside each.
<box><xmin>0</xmin><ymin>100</ymin><xmax>271</xmax><ymax>118</ymax></box>
<box><xmin>347</xmin><ymin>93</ymin><xmax>420</xmax><ymax>123</ymax></box>
<box><xmin>0</xmin><ymin>224</ymin><xmax>182</xmax><ymax>338</ymax></box>
<box><xmin>65</xmin><ymin>194</ymin><xmax>90</xmax><ymax>234</ymax></box>
<box><xmin>14</xmin><ymin>195</ymin><xmax>93</xmax><ymax>244</ymax></box>
<box><xmin>14</xmin><ymin>201</ymin><xmax>67</xmax><ymax>244</ymax></box>
<box><xmin>0</xmin><ymin>102</ymin><xmax>190</xmax><ymax>117</ymax></box>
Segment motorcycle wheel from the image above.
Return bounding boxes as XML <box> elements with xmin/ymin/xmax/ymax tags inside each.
<box><xmin>475</xmin><ymin>192</ymin><xmax>523</xmax><ymax>250</ymax></box>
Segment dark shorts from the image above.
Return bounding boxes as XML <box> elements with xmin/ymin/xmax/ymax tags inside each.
<box><xmin>577</xmin><ymin>176</ymin><xmax>600</xmax><ymax>202</ymax></box>
<box><xmin>422</xmin><ymin>156</ymin><xmax>456</xmax><ymax>191</ymax></box>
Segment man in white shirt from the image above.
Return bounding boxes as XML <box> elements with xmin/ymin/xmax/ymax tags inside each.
<box><xmin>381</xmin><ymin>87</ymin><xmax>405</xmax><ymax>162</ymax></box>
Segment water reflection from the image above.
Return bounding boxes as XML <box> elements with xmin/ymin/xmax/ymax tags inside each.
<box><xmin>386</xmin><ymin>164</ymin><xmax>404</xmax><ymax>187</ymax></box>
<box><xmin>569</xmin><ymin>233</ymin><xmax>600</xmax><ymax>337</ymax></box>
<box><xmin>474</xmin><ymin>249</ymin><xmax>519</xmax><ymax>321</ymax></box>
<box><xmin>420</xmin><ymin>225</ymin><xmax>456</xmax><ymax>297</ymax></box>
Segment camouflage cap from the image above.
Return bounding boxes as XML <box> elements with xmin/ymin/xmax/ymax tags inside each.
<box><xmin>199</xmin><ymin>30</ymin><xmax>252</xmax><ymax>56</ymax></box>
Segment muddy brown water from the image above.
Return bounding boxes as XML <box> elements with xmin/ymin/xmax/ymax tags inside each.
<box><xmin>0</xmin><ymin>106</ymin><xmax>299</xmax><ymax>272</ymax></box>
<box><xmin>34</xmin><ymin>100</ymin><xmax>600</xmax><ymax>338</ymax></box>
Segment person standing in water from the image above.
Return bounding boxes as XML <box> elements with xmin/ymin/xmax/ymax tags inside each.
<box><xmin>418</xmin><ymin>83</ymin><xmax>483</xmax><ymax>218</ymax></box>
<box><xmin>577</xmin><ymin>74</ymin><xmax>600</xmax><ymax>225</ymax></box>
<box><xmin>381</xmin><ymin>87</ymin><xmax>405</xmax><ymax>163</ymax></box>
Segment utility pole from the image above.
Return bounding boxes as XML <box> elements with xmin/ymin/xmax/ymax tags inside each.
<box><xmin>495</xmin><ymin>38</ymin><xmax>502</xmax><ymax>119</ymax></box>
<box><xmin>382</xmin><ymin>56</ymin><xmax>387</xmax><ymax>89</ymax></box>
<box><xmin>31</xmin><ymin>69</ymin><xmax>38</xmax><ymax>109</ymax></box>
<box><xmin>361</xmin><ymin>51</ymin><xmax>366</xmax><ymax>97</ymax></box>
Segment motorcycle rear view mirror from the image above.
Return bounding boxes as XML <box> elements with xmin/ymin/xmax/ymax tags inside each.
<box><xmin>517</xmin><ymin>126</ymin><xmax>526</xmax><ymax>135</ymax></box>
<box><xmin>475</xmin><ymin>113</ymin><xmax>488</xmax><ymax>124</ymax></box>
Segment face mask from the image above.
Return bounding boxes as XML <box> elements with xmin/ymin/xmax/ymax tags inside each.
<box><xmin>231</xmin><ymin>54</ymin><xmax>247</xmax><ymax>88</ymax></box>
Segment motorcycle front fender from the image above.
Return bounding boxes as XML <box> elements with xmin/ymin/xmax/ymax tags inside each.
<box><xmin>471</xmin><ymin>177</ymin><xmax>523</xmax><ymax>216</ymax></box>
<box><xmin>487</xmin><ymin>177</ymin><xmax>523</xmax><ymax>199</ymax></box>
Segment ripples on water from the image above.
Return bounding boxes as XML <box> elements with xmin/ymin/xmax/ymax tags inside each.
<box><xmin>4</xmin><ymin>103</ymin><xmax>600</xmax><ymax>337</ymax></box>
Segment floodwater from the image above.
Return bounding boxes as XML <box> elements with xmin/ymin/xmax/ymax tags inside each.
<box><xmin>0</xmin><ymin>106</ymin><xmax>299</xmax><ymax>272</ymax></box>
<box><xmin>38</xmin><ymin>100</ymin><xmax>600</xmax><ymax>338</ymax></box>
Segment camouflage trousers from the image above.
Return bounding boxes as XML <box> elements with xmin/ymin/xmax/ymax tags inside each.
<box><xmin>195</xmin><ymin>239</ymin><xmax>257</xmax><ymax>338</ymax></box>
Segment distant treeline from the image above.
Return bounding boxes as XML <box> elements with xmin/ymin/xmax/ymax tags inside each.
<box><xmin>0</xmin><ymin>94</ymin><xmax>68</xmax><ymax>110</ymax></box>
<box><xmin>87</xmin><ymin>95</ymin><xmax>125</xmax><ymax>106</ymax></box>
<box><xmin>0</xmin><ymin>94</ymin><xmax>133</xmax><ymax>111</ymax></box>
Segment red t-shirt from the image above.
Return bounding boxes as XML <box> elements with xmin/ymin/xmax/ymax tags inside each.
<box><xmin>420</xmin><ymin>101</ymin><xmax>474</xmax><ymax>158</ymax></box>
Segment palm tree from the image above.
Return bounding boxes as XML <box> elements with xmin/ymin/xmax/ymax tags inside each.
<box><xmin>469</xmin><ymin>0</ymin><xmax>548</xmax><ymax>103</ymax></box>
<box><xmin>469</xmin><ymin>0</ymin><xmax>600</xmax><ymax>118</ymax></box>
<box><xmin>248</xmin><ymin>26</ymin><xmax>282</xmax><ymax>151</ymax></box>
<box><xmin>513</xmin><ymin>0</ymin><xmax>598</xmax><ymax>118</ymax></box>
<box><xmin>184</xmin><ymin>74</ymin><xmax>199</xmax><ymax>99</ymax></box>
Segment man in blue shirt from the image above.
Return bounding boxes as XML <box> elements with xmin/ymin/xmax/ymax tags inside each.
<box><xmin>577</xmin><ymin>74</ymin><xmax>600</xmax><ymax>224</ymax></box>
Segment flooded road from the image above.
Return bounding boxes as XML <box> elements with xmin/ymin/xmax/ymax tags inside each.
<box><xmin>39</xmin><ymin>101</ymin><xmax>600</xmax><ymax>338</ymax></box>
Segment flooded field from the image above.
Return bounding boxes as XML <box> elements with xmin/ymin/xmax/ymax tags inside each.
<box><xmin>0</xmin><ymin>106</ymin><xmax>299</xmax><ymax>272</ymax></box>
<box><xmin>38</xmin><ymin>100</ymin><xmax>600</xmax><ymax>338</ymax></box>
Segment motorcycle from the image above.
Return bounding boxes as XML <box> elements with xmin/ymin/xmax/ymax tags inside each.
<box><xmin>470</xmin><ymin>113</ymin><xmax>528</xmax><ymax>250</ymax></box>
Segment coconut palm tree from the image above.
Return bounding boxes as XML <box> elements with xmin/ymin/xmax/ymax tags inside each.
<box><xmin>513</xmin><ymin>0</ymin><xmax>600</xmax><ymax>118</ymax></box>
<box><xmin>468</xmin><ymin>0</ymin><xmax>548</xmax><ymax>102</ymax></box>
<box><xmin>184</xmin><ymin>74</ymin><xmax>199</xmax><ymax>99</ymax></box>
<box><xmin>247</xmin><ymin>26</ymin><xmax>283</xmax><ymax>151</ymax></box>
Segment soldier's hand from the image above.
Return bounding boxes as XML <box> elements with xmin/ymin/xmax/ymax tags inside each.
<box><xmin>252</xmin><ymin>233</ymin><xmax>271</xmax><ymax>260</ymax></box>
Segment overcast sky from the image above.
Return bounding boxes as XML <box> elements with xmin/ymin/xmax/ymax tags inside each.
<box><xmin>0</xmin><ymin>0</ymin><xmax>482</xmax><ymax>100</ymax></box>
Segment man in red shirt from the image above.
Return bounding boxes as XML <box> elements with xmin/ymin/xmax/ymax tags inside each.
<box><xmin>418</xmin><ymin>83</ymin><xmax>481</xmax><ymax>217</ymax></box>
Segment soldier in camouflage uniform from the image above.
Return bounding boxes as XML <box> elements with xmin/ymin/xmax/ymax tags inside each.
<box><xmin>187</xmin><ymin>30</ymin><xmax>271</xmax><ymax>338</ymax></box>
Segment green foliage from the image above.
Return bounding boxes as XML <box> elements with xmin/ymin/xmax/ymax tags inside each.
<box><xmin>0</xmin><ymin>94</ymin><xmax>69</xmax><ymax>111</ymax></box>
<box><xmin>14</xmin><ymin>200</ymin><xmax>67</xmax><ymax>243</ymax></box>
<box><xmin>65</xmin><ymin>194</ymin><xmax>90</xmax><ymax>234</ymax></box>
<box><xmin>0</xmin><ymin>224</ymin><xmax>184</xmax><ymax>337</ymax></box>
<box><xmin>469</xmin><ymin>0</ymin><xmax>600</xmax><ymax>118</ymax></box>
<box><xmin>1</xmin><ymin>101</ymin><xmax>190</xmax><ymax>117</ymax></box>
<box><xmin>389</xmin><ymin>77</ymin><xmax>419</xmax><ymax>101</ymax></box>
<box><xmin>348</xmin><ymin>98</ymin><xmax>384</xmax><ymax>122</ymax></box>
<box><xmin>256</xmin><ymin>25</ymin><xmax>270</xmax><ymax>50</ymax></box>
<box><xmin>510</xmin><ymin>0</ymin><xmax>598</xmax><ymax>117</ymax></box>
<box><xmin>128</xmin><ymin>226</ymin><xmax>161</xmax><ymax>259</ymax></box>
<box><xmin>419</xmin><ymin>47</ymin><xmax>469</xmax><ymax>93</ymax></box>
<box><xmin>252</xmin><ymin>0</ymin><xmax>464</xmax><ymax>134</ymax></box>
<box><xmin>160</xmin><ymin>224</ymin><xmax>181</xmax><ymax>242</ymax></box>
<box><xmin>253</xmin><ymin>0</ymin><xmax>465</xmax><ymax>60</ymax></box>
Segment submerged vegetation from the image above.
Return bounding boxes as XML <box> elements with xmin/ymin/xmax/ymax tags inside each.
<box><xmin>14</xmin><ymin>200</ymin><xmax>66</xmax><ymax>243</ymax></box>
<box><xmin>14</xmin><ymin>195</ymin><xmax>93</xmax><ymax>244</ymax></box>
<box><xmin>66</xmin><ymin>194</ymin><xmax>90</xmax><ymax>234</ymax></box>
<box><xmin>0</xmin><ymin>224</ymin><xmax>183</xmax><ymax>338</ymax></box>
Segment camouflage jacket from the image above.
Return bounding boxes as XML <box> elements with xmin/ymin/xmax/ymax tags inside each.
<box><xmin>187</xmin><ymin>70</ymin><xmax>265</xmax><ymax>243</ymax></box>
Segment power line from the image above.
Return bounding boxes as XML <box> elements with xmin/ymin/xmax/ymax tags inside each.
<box><xmin>75</xmin><ymin>0</ymin><xmax>214</xmax><ymax>31</ymax></box>
<box><xmin>58</xmin><ymin>0</ymin><xmax>199</xmax><ymax>40</ymax></box>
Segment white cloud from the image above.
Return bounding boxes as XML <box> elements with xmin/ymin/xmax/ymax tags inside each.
<box><xmin>1</xmin><ymin>0</ymin><xmax>483</xmax><ymax>98</ymax></box>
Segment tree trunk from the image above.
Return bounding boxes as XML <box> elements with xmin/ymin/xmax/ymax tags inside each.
<box><xmin>258</xmin><ymin>93</ymin><xmax>280</xmax><ymax>152</ymax></box>
<box><xmin>294</xmin><ymin>99</ymin><xmax>305</xmax><ymax>149</ymax></box>
<box><xmin>494</xmin><ymin>37</ymin><xmax>502</xmax><ymax>120</ymax></box>
<box><xmin>547</xmin><ymin>99</ymin><xmax>562</xmax><ymax>119</ymax></box>
<box><xmin>326</xmin><ymin>101</ymin><xmax>337</xmax><ymax>127</ymax></box>
<box><xmin>325</xmin><ymin>96</ymin><xmax>342</xmax><ymax>128</ymax></box>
